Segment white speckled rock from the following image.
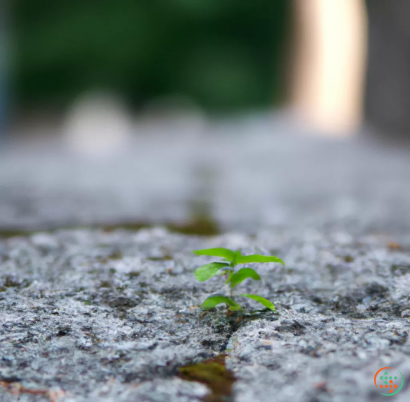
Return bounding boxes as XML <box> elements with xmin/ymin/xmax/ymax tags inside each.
<box><xmin>0</xmin><ymin>227</ymin><xmax>410</xmax><ymax>401</ymax></box>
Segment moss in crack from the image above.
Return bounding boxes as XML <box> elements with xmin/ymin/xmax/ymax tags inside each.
<box><xmin>0</xmin><ymin>216</ymin><xmax>221</xmax><ymax>239</ymax></box>
<box><xmin>0</xmin><ymin>229</ymin><xmax>35</xmax><ymax>239</ymax></box>
<box><xmin>97</xmin><ymin>250</ymin><xmax>124</xmax><ymax>264</ymax></box>
<box><xmin>179</xmin><ymin>355</ymin><xmax>235</xmax><ymax>402</ymax></box>
<box><xmin>127</xmin><ymin>271</ymin><xmax>141</xmax><ymax>279</ymax></box>
<box><xmin>1</xmin><ymin>275</ymin><xmax>32</xmax><ymax>289</ymax></box>
<box><xmin>101</xmin><ymin>216</ymin><xmax>220</xmax><ymax>236</ymax></box>
<box><xmin>343</xmin><ymin>255</ymin><xmax>354</xmax><ymax>263</ymax></box>
<box><xmin>167</xmin><ymin>218</ymin><xmax>220</xmax><ymax>236</ymax></box>
<box><xmin>107</xmin><ymin>250</ymin><xmax>123</xmax><ymax>260</ymax></box>
<box><xmin>99</xmin><ymin>280</ymin><xmax>111</xmax><ymax>288</ymax></box>
<box><xmin>146</xmin><ymin>254</ymin><xmax>173</xmax><ymax>261</ymax></box>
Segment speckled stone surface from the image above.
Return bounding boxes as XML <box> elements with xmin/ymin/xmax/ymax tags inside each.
<box><xmin>2</xmin><ymin>115</ymin><xmax>410</xmax><ymax>401</ymax></box>
<box><xmin>1</xmin><ymin>227</ymin><xmax>410</xmax><ymax>401</ymax></box>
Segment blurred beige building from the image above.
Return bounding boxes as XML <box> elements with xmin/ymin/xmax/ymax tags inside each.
<box><xmin>290</xmin><ymin>0</ymin><xmax>367</xmax><ymax>135</ymax></box>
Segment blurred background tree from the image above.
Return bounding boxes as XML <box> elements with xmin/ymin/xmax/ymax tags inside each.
<box><xmin>12</xmin><ymin>0</ymin><xmax>289</xmax><ymax>113</ymax></box>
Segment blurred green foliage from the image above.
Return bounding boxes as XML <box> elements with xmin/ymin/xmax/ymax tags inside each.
<box><xmin>13</xmin><ymin>0</ymin><xmax>289</xmax><ymax>111</ymax></box>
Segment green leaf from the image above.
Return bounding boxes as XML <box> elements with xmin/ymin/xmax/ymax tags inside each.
<box><xmin>231</xmin><ymin>250</ymin><xmax>243</xmax><ymax>265</ymax></box>
<box><xmin>225</xmin><ymin>271</ymin><xmax>234</xmax><ymax>284</ymax></box>
<box><xmin>240</xmin><ymin>294</ymin><xmax>276</xmax><ymax>311</ymax></box>
<box><xmin>201</xmin><ymin>295</ymin><xmax>242</xmax><ymax>311</ymax></box>
<box><xmin>194</xmin><ymin>262</ymin><xmax>230</xmax><ymax>281</ymax></box>
<box><xmin>230</xmin><ymin>268</ymin><xmax>261</xmax><ymax>288</ymax></box>
<box><xmin>235</xmin><ymin>254</ymin><xmax>284</xmax><ymax>265</ymax></box>
<box><xmin>193</xmin><ymin>248</ymin><xmax>236</xmax><ymax>262</ymax></box>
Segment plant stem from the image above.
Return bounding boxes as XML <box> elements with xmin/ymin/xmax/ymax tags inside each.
<box><xmin>227</xmin><ymin>262</ymin><xmax>236</xmax><ymax>298</ymax></box>
<box><xmin>224</xmin><ymin>273</ymin><xmax>234</xmax><ymax>298</ymax></box>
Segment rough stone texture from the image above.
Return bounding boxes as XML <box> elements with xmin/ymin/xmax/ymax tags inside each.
<box><xmin>2</xmin><ymin>115</ymin><xmax>410</xmax><ymax>401</ymax></box>
<box><xmin>1</xmin><ymin>227</ymin><xmax>410</xmax><ymax>401</ymax></box>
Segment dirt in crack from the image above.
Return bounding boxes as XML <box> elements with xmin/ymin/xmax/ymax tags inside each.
<box><xmin>0</xmin><ymin>217</ymin><xmax>220</xmax><ymax>239</ymax></box>
<box><xmin>178</xmin><ymin>355</ymin><xmax>235</xmax><ymax>402</ymax></box>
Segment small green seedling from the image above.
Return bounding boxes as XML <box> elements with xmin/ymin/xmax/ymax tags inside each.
<box><xmin>193</xmin><ymin>247</ymin><xmax>284</xmax><ymax>312</ymax></box>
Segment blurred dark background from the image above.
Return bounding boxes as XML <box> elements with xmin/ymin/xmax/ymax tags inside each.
<box><xmin>4</xmin><ymin>0</ymin><xmax>410</xmax><ymax>139</ymax></box>
<box><xmin>11</xmin><ymin>0</ymin><xmax>289</xmax><ymax>113</ymax></box>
